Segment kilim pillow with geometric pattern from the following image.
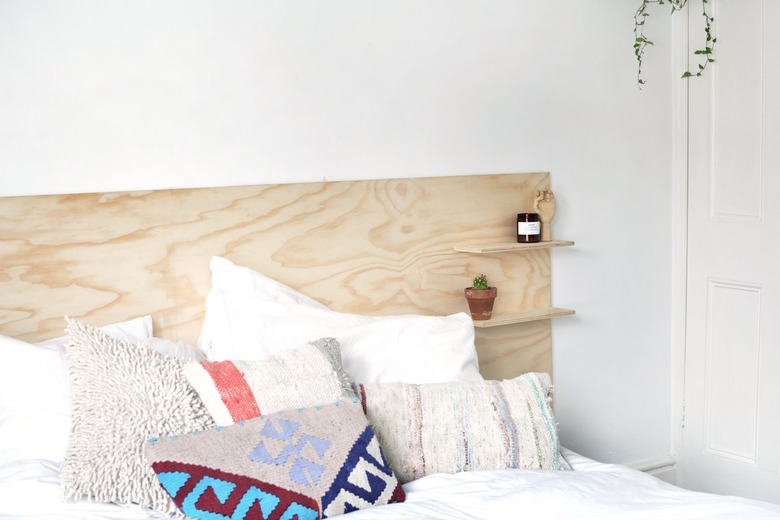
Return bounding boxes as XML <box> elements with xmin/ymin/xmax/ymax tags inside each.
<box><xmin>144</xmin><ymin>397</ymin><xmax>405</xmax><ymax>519</ymax></box>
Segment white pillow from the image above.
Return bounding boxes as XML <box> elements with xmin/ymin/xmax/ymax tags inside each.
<box><xmin>197</xmin><ymin>256</ymin><xmax>482</xmax><ymax>384</ymax></box>
<box><xmin>139</xmin><ymin>337</ymin><xmax>205</xmax><ymax>361</ymax></box>
<box><xmin>0</xmin><ymin>315</ymin><xmax>153</xmax><ymax>467</ymax></box>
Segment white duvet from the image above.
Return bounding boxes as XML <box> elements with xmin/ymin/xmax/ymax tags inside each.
<box><xmin>2</xmin><ymin>449</ymin><xmax>779</xmax><ymax>519</ymax></box>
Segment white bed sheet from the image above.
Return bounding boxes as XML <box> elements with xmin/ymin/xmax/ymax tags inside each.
<box><xmin>2</xmin><ymin>449</ymin><xmax>779</xmax><ymax>519</ymax></box>
<box><xmin>0</xmin><ymin>461</ymin><xmax>168</xmax><ymax>520</ymax></box>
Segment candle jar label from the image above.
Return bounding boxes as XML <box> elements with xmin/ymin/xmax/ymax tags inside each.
<box><xmin>517</xmin><ymin>222</ymin><xmax>540</xmax><ymax>235</ymax></box>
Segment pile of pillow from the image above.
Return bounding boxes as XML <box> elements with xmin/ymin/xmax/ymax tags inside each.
<box><xmin>0</xmin><ymin>256</ymin><xmax>566</xmax><ymax>520</ymax></box>
<box><xmin>198</xmin><ymin>256</ymin><xmax>483</xmax><ymax>385</ymax></box>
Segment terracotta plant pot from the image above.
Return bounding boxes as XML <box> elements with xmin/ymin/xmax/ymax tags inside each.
<box><xmin>464</xmin><ymin>286</ymin><xmax>498</xmax><ymax>320</ymax></box>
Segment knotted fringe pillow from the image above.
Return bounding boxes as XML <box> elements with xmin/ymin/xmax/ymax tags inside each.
<box><xmin>183</xmin><ymin>337</ymin><xmax>354</xmax><ymax>426</ymax></box>
<box><xmin>145</xmin><ymin>397</ymin><xmax>405</xmax><ymax>519</ymax></box>
<box><xmin>353</xmin><ymin>372</ymin><xmax>564</xmax><ymax>484</ymax></box>
<box><xmin>61</xmin><ymin>319</ymin><xmax>215</xmax><ymax>513</ymax></box>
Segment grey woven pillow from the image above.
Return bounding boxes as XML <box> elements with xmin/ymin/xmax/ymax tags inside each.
<box><xmin>353</xmin><ymin>372</ymin><xmax>565</xmax><ymax>484</ymax></box>
<box><xmin>61</xmin><ymin>319</ymin><xmax>215</xmax><ymax>513</ymax></box>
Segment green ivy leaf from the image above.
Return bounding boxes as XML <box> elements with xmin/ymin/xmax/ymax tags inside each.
<box><xmin>636</xmin><ymin>0</ymin><xmax>714</xmax><ymax>88</ymax></box>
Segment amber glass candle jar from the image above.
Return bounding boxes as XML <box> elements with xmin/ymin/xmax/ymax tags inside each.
<box><xmin>517</xmin><ymin>213</ymin><xmax>541</xmax><ymax>243</ymax></box>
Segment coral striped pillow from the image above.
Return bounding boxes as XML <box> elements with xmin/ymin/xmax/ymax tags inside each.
<box><xmin>183</xmin><ymin>338</ymin><xmax>354</xmax><ymax>426</ymax></box>
<box><xmin>354</xmin><ymin>372</ymin><xmax>565</xmax><ymax>484</ymax></box>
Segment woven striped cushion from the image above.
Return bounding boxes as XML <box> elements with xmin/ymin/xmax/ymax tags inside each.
<box><xmin>354</xmin><ymin>373</ymin><xmax>564</xmax><ymax>483</ymax></box>
<box><xmin>184</xmin><ymin>337</ymin><xmax>354</xmax><ymax>426</ymax></box>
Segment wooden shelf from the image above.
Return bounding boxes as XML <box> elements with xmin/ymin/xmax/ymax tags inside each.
<box><xmin>457</xmin><ymin>239</ymin><xmax>575</xmax><ymax>329</ymax></box>
<box><xmin>453</xmin><ymin>240</ymin><xmax>574</xmax><ymax>254</ymax></box>
<box><xmin>472</xmin><ymin>307</ymin><xmax>576</xmax><ymax>328</ymax></box>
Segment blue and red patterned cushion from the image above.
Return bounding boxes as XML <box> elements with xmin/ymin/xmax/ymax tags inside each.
<box><xmin>144</xmin><ymin>397</ymin><xmax>404</xmax><ymax>519</ymax></box>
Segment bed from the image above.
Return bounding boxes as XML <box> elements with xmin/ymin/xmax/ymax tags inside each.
<box><xmin>2</xmin><ymin>173</ymin><xmax>779</xmax><ymax>519</ymax></box>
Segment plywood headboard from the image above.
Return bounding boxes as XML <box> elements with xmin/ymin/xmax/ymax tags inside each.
<box><xmin>0</xmin><ymin>172</ymin><xmax>558</xmax><ymax>379</ymax></box>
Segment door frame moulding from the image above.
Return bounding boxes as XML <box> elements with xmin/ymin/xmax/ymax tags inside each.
<box><xmin>669</xmin><ymin>1</ymin><xmax>691</xmax><ymax>486</ymax></box>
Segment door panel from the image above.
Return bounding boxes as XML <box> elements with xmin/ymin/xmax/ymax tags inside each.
<box><xmin>682</xmin><ymin>0</ymin><xmax>780</xmax><ymax>503</ymax></box>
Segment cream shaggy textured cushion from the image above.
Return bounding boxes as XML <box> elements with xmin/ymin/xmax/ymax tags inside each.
<box><xmin>61</xmin><ymin>319</ymin><xmax>215</xmax><ymax>513</ymax></box>
<box><xmin>183</xmin><ymin>337</ymin><xmax>354</xmax><ymax>426</ymax></box>
<box><xmin>353</xmin><ymin>372</ymin><xmax>565</xmax><ymax>484</ymax></box>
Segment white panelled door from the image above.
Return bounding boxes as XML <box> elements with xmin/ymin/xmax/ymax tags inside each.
<box><xmin>682</xmin><ymin>0</ymin><xmax>780</xmax><ymax>503</ymax></box>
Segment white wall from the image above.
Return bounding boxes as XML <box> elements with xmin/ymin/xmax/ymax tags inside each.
<box><xmin>0</xmin><ymin>1</ymin><xmax>675</xmax><ymax>465</ymax></box>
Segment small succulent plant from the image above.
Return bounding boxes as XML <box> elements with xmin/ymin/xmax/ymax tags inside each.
<box><xmin>472</xmin><ymin>274</ymin><xmax>489</xmax><ymax>290</ymax></box>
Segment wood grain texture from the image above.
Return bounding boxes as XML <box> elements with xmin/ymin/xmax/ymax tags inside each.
<box><xmin>0</xmin><ymin>173</ymin><xmax>555</xmax><ymax>376</ymax></box>
<box><xmin>453</xmin><ymin>240</ymin><xmax>574</xmax><ymax>253</ymax></box>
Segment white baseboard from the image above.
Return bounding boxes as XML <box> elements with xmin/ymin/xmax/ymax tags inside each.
<box><xmin>627</xmin><ymin>456</ymin><xmax>678</xmax><ymax>485</ymax></box>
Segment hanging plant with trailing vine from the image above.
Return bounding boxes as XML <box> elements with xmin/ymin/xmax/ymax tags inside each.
<box><xmin>634</xmin><ymin>0</ymin><xmax>716</xmax><ymax>87</ymax></box>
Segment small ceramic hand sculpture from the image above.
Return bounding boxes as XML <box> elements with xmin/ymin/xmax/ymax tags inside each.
<box><xmin>533</xmin><ymin>186</ymin><xmax>556</xmax><ymax>242</ymax></box>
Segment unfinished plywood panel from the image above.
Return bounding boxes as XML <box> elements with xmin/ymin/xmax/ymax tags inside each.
<box><xmin>0</xmin><ymin>173</ymin><xmax>557</xmax><ymax>376</ymax></box>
